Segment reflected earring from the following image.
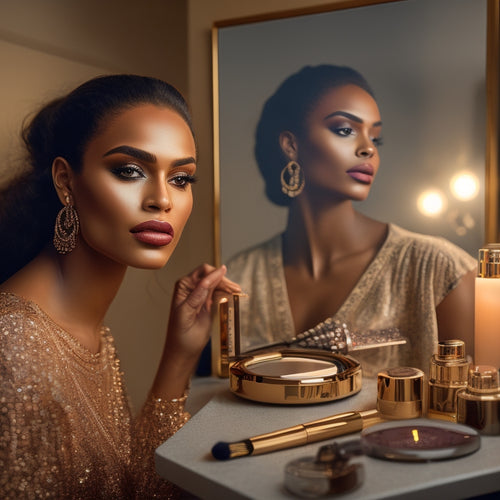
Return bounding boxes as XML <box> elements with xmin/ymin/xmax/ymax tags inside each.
<box><xmin>280</xmin><ymin>161</ymin><xmax>305</xmax><ymax>198</ymax></box>
<box><xmin>53</xmin><ymin>195</ymin><xmax>80</xmax><ymax>254</ymax></box>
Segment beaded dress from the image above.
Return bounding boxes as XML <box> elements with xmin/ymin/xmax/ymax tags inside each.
<box><xmin>226</xmin><ymin>224</ymin><xmax>476</xmax><ymax>376</ymax></box>
<box><xmin>0</xmin><ymin>292</ymin><xmax>188</xmax><ymax>499</ymax></box>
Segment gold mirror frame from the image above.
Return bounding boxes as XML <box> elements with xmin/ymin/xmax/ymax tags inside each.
<box><xmin>212</xmin><ymin>0</ymin><xmax>499</xmax><ymax>266</ymax></box>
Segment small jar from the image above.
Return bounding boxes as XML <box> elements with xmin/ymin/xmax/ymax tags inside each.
<box><xmin>457</xmin><ymin>365</ymin><xmax>500</xmax><ymax>435</ymax></box>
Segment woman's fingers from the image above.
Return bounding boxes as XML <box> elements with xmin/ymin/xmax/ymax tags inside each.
<box><xmin>180</xmin><ymin>264</ymin><xmax>241</xmax><ymax>313</ymax></box>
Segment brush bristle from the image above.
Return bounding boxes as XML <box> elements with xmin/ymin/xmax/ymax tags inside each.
<box><xmin>212</xmin><ymin>440</ymin><xmax>253</xmax><ymax>460</ymax></box>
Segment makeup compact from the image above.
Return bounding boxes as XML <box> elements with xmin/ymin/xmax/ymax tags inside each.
<box><xmin>284</xmin><ymin>419</ymin><xmax>481</xmax><ymax>497</ymax></box>
<box><xmin>229</xmin><ymin>349</ymin><xmax>362</xmax><ymax>404</ymax></box>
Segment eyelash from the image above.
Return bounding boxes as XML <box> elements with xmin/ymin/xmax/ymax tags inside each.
<box><xmin>170</xmin><ymin>174</ymin><xmax>197</xmax><ymax>188</ymax></box>
<box><xmin>332</xmin><ymin>127</ymin><xmax>383</xmax><ymax>147</ymax></box>
<box><xmin>110</xmin><ymin>164</ymin><xmax>197</xmax><ymax>188</ymax></box>
<box><xmin>111</xmin><ymin>164</ymin><xmax>145</xmax><ymax>180</ymax></box>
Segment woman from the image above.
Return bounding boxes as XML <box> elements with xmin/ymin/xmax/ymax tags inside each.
<box><xmin>0</xmin><ymin>74</ymin><xmax>240</xmax><ymax>498</ymax></box>
<box><xmin>227</xmin><ymin>64</ymin><xmax>476</xmax><ymax>375</ymax></box>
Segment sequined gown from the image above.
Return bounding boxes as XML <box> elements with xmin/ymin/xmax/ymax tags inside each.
<box><xmin>0</xmin><ymin>292</ymin><xmax>189</xmax><ymax>499</ymax></box>
<box><xmin>226</xmin><ymin>224</ymin><xmax>476</xmax><ymax>376</ymax></box>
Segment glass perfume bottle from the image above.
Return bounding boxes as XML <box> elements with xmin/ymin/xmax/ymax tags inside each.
<box><xmin>475</xmin><ymin>245</ymin><xmax>500</xmax><ymax>368</ymax></box>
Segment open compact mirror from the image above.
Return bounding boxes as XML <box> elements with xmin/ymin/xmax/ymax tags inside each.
<box><xmin>229</xmin><ymin>348</ymin><xmax>361</xmax><ymax>404</ymax></box>
<box><xmin>284</xmin><ymin>418</ymin><xmax>481</xmax><ymax>497</ymax></box>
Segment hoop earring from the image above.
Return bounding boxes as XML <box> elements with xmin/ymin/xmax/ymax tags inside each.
<box><xmin>53</xmin><ymin>196</ymin><xmax>80</xmax><ymax>255</ymax></box>
<box><xmin>280</xmin><ymin>161</ymin><xmax>305</xmax><ymax>198</ymax></box>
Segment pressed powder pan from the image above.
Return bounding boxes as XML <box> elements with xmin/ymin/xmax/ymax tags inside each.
<box><xmin>229</xmin><ymin>349</ymin><xmax>362</xmax><ymax>404</ymax></box>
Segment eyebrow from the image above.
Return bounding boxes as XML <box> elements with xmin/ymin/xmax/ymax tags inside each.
<box><xmin>104</xmin><ymin>145</ymin><xmax>156</xmax><ymax>162</ymax></box>
<box><xmin>324</xmin><ymin>111</ymin><xmax>382</xmax><ymax>128</ymax></box>
<box><xmin>103</xmin><ymin>145</ymin><xmax>196</xmax><ymax>167</ymax></box>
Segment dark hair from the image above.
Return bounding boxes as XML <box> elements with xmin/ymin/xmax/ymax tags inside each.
<box><xmin>254</xmin><ymin>64</ymin><xmax>375</xmax><ymax>206</ymax></box>
<box><xmin>0</xmin><ymin>74</ymin><xmax>194</xmax><ymax>283</ymax></box>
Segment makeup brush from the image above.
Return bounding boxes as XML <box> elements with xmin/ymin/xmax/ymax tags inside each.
<box><xmin>212</xmin><ymin>409</ymin><xmax>382</xmax><ymax>460</ymax></box>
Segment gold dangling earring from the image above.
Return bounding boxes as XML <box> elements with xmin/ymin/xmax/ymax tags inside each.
<box><xmin>280</xmin><ymin>160</ymin><xmax>305</xmax><ymax>198</ymax></box>
<box><xmin>53</xmin><ymin>195</ymin><xmax>80</xmax><ymax>254</ymax></box>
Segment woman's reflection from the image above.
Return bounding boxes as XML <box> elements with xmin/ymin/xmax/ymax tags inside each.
<box><xmin>226</xmin><ymin>64</ymin><xmax>476</xmax><ymax>376</ymax></box>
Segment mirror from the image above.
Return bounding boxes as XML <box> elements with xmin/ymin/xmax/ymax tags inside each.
<box><xmin>212</xmin><ymin>0</ymin><xmax>499</xmax><ymax>265</ymax></box>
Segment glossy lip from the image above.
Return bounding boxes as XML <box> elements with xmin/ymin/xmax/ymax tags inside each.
<box><xmin>130</xmin><ymin>220</ymin><xmax>174</xmax><ymax>247</ymax></box>
<box><xmin>346</xmin><ymin>163</ymin><xmax>375</xmax><ymax>184</ymax></box>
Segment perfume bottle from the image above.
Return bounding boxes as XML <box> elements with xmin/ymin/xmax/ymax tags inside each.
<box><xmin>475</xmin><ymin>245</ymin><xmax>500</xmax><ymax>368</ymax></box>
<box><xmin>427</xmin><ymin>340</ymin><xmax>469</xmax><ymax>421</ymax></box>
<box><xmin>457</xmin><ymin>365</ymin><xmax>500</xmax><ymax>435</ymax></box>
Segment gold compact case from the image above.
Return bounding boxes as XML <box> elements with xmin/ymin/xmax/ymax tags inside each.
<box><xmin>229</xmin><ymin>349</ymin><xmax>362</xmax><ymax>404</ymax></box>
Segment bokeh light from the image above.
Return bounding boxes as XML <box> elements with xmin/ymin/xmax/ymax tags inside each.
<box><xmin>450</xmin><ymin>171</ymin><xmax>479</xmax><ymax>201</ymax></box>
<box><xmin>417</xmin><ymin>190</ymin><xmax>447</xmax><ymax>217</ymax></box>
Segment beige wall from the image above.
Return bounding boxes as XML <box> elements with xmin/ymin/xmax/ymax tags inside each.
<box><xmin>0</xmin><ymin>0</ymin><xmax>343</xmax><ymax>410</ymax></box>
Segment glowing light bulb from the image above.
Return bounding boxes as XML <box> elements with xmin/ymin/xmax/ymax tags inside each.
<box><xmin>417</xmin><ymin>190</ymin><xmax>446</xmax><ymax>217</ymax></box>
<box><xmin>450</xmin><ymin>171</ymin><xmax>479</xmax><ymax>201</ymax></box>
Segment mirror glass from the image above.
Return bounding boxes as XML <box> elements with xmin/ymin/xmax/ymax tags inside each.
<box><xmin>214</xmin><ymin>0</ymin><xmax>493</xmax><ymax>263</ymax></box>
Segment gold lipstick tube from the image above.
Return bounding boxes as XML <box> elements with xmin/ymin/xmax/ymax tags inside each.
<box><xmin>427</xmin><ymin>340</ymin><xmax>469</xmax><ymax>421</ymax></box>
<box><xmin>212</xmin><ymin>293</ymin><xmax>245</xmax><ymax>377</ymax></box>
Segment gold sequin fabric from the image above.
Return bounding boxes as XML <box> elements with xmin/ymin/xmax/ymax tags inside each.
<box><xmin>0</xmin><ymin>292</ymin><xmax>189</xmax><ymax>499</ymax></box>
<box><xmin>226</xmin><ymin>224</ymin><xmax>477</xmax><ymax>376</ymax></box>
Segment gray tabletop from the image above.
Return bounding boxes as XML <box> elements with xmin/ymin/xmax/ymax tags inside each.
<box><xmin>155</xmin><ymin>377</ymin><xmax>500</xmax><ymax>499</ymax></box>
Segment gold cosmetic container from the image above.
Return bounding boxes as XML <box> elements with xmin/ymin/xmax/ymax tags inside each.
<box><xmin>229</xmin><ymin>349</ymin><xmax>362</xmax><ymax>404</ymax></box>
<box><xmin>427</xmin><ymin>339</ymin><xmax>469</xmax><ymax>421</ymax></box>
<box><xmin>213</xmin><ymin>294</ymin><xmax>362</xmax><ymax>403</ymax></box>
<box><xmin>212</xmin><ymin>293</ymin><xmax>244</xmax><ymax>377</ymax></box>
<box><xmin>457</xmin><ymin>365</ymin><xmax>500</xmax><ymax>435</ymax></box>
<box><xmin>377</xmin><ymin>367</ymin><xmax>424</xmax><ymax>419</ymax></box>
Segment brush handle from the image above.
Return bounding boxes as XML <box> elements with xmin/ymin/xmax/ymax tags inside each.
<box><xmin>250</xmin><ymin>411</ymin><xmax>365</xmax><ymax>455</ymax></box>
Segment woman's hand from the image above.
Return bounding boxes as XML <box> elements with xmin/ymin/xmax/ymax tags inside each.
<box><xmin>151</xmin><ymin>264</ymin><xmax>241</xmax><ymax>398</ymax></box>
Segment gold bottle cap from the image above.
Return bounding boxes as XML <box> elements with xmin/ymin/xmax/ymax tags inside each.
<box><xmin>429</xmin><ymin>339</ymin><xmax>469</xmax><ymax>385</ymax></box>
<box><xmin>468</xmin><ymin>365</ymin><xmax>499</xmax><ymax>393</ymax></box>
<box><xmin>478</xmin><ymin>244</ymin><xmax>500</xmax><ymax>278</ymax></box>
<box><xmin>437</xmin><ymin>339</ymin><xmax>465</xmax><ymax>360</ymax></box>
<box><xmin>376</xmin><ymin>367</ymin><xmax>424</xmax><ymax>419</ymax></box>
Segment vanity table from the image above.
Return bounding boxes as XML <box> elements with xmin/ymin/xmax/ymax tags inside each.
<box><xmin>155</xmin><ymin>377</ymin><xmax>500</xmax><ymax>499</ymax></box>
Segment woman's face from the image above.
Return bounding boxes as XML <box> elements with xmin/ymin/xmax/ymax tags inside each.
<box><xmin>70</xmin><ymin>104</ymin><xmax>196</xmax><ymax>269</ymax></box>
<box><xmin>295</xmin><ymin>84</ymin><xmax>382</xmax><ymax>202</ymax></box>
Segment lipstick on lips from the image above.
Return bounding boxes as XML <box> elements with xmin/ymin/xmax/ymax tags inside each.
<box><xmin>130</xmin><ymin>220</ymin><xmax>174</xmax><ymax>246</ymax></box>
<box><xmin>346</xmin><ymin>163</ymin><xmax>374</xmax><ymax>184</ymax></box>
